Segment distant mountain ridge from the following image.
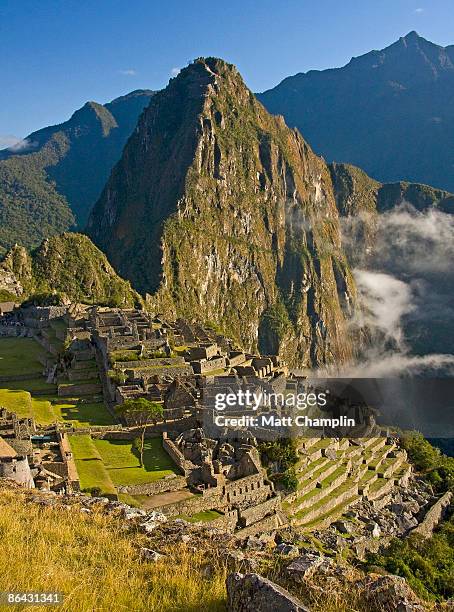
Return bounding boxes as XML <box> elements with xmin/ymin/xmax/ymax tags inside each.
<box><xmin>0</xmin><ymin>89</ymin><xmax>155</xmax><ymax>255</ymax></box>
<box><xmin>258</xmin><ymin>31</ymin><xmax>454</xmax><ymax>193</ymax></box>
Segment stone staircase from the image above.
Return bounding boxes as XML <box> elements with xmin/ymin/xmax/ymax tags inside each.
<box><xmin>284</xmin><ymin>437</ymin><xmax>411</xmax><ymax>531</ymax></box>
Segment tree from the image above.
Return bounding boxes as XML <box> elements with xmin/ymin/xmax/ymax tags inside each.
<box><xmin>116</xmin><ymin>398</ymin><xmax>164</xmax><ymax>467</ymax></box>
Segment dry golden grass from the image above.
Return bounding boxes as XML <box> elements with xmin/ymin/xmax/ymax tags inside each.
<box><xmin>0</xmin><ymin>489</ymin><xmax>227</xmax><ymax>612</ymax></box>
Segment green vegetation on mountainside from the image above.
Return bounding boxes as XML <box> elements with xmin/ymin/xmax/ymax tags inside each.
<box><xmin>0</xmin><ymin>154</ymin><xmax>75</xmax><ymax>258</ymax></box>
<box><xmin>0</xmin><ymin>90</ymin><xmax>154</xmax><ymax>254</ymax></box>
<box><xmin>365</xmin><ymin>435</ymin><xmax>454</xmax><ymax>601</ymax></box>
<box><xmin>259</xmin><ymin>438</ymin><xmax>299</xmax><ymax>491</ymax></box>
<box><xmin>0</xmin><ymin>233</ymin><xmax>141</xmax><ymax>307</ymax></box>
<box><xmin>366</xmin><ymin>514</ymin><xmax>454</xmax><ymax>602</ymax></box>
<box><xmin>401</xmin><ymin>432</ymin><xmax>454</xmax><ymax>493</ymax></box>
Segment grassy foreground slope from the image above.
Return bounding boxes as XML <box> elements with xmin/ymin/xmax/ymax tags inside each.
<box><xmin>0</xmin><ymin>486</ymin><xmax>226</xmax><ymax>612</ymax></box>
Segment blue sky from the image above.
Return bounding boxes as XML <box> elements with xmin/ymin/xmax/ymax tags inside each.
<box><xmin>1</xmin><ymin>0</ymin><xmax>453</xmax><ymax>143</ymax></box>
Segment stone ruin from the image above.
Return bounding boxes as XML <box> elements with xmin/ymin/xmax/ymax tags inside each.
<box><xmin>0</xmin><ymin>408</ymin><xmax>79</xmax><ymax>493</ymax></box>
<box><xmin>0</xmin><ymin>302</ymin><xmax>447</xmax><ymax>544</ymax></box>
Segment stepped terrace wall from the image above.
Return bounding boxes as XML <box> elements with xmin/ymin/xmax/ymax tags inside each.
<box><xmin>126</xmin><ymin>365</ymin><xmax>194</xmax><ymax>380</ymax></box>
<box><xmin>238</xmin><ymin>497</ymin><xmax>280</xmax><ymax>527</ymax></box>
<box><xmin>156</xmin><ymin>472</ymin><xmax>275</xmax><ymax>518</ymax></box>
<box><xmin>117</xmin><ymin>474</ymin><xmax>187</xmax><ymax>495</ymax></box>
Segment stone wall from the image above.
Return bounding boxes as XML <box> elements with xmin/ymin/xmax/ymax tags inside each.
<box><xmin>117</xmin><ymin>474</ymin><xmax>187</xmax><ymax>495</ymax></box>
<box><xmin>209</xmin><ymin>512</ymin><xmax>238</xmax><ymax>532</ymax></box>
<box><xmin>366</xmin><ymin>477</ymin><xmax>396</xmax><ymax>502</ymax></box>
<box><xmin>43</xmin><ymin>461</ymin><xmax>68</xmax><ymax>478</ymax></box>
<box><xmin>0</xmin><ymin>326</ymin><xmax>31</xmax><ymax>338</ymax></box>
<box><xmin>68</xmin><ymin>369</ymin><xmax>99</xmax><ymax>381</ymax></box>
<box><xmin>411</xmin><ymin>491</ymin><xmax>453</xmax><ymax>538</ymax></box>
<box><xmin>192</xmin><ymin>356</ymin><xmax>226</xmax><ymax>374</ymax></box>
<box><xmin>0</xmin><ymin>456</ymin><xmax>34</xmax><ymax>488</ymax></box>
<box><xmin>235</xmin><ymin>512</ymin><xmax>281</xmax><ymax>538</ymax></box>
<box><xmin>0</xmin><ymin>373</ymin><xmax>42</xmax><ymax>383</ymax></box>
<box><xmin>156</xmin><ymin>490</ymin><xmax>223</xmax><ymax>517</ymax></box>
<box><xmin>57</xmin><ymin>382</ymin><xmax>102</xmax><ymax>397</ymax></box>
<box><xmin>162</xmin><ymin>433</ymin><xmax>191</xmax><ymax>475</ymax></box>
<box><xmin>223</xmin><ymin>473</ymin><xmax>274</xmax><ymax>509</ymax></box>
<box><xmin>67</xmin><ymin>418</ymin><xmax>199</xmax><ymax>439</ymax></box>
<box><xmin>116</xmin><ymin>356</ymin><xmax>186</xmax><ymax>370</ymax></box>
<box><xmin>127</xmin><ymin>364</ymin><xmax>193</xmax><ymax>379</ymax></box>
<box><xmin>155</xmin><ymin>473</ymin><xmax>274</xmax><ymax>518</ymax></box>
<box><xmin>238</xmin><ymin>496</ymin><xmax>280</xmax><ymax>527</ymax></box>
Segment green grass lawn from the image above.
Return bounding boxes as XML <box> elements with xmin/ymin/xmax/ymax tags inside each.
<box><xmin>0</xmin><ymin>335</ymin><xmax>113</xmax><ymax>427</ymax></box>
<box><xmin>53</xmin><ymin>399</ymin><xmax>115</xmax><ymax>427</ymax></box>
<box><xmin>69</xmin><ymin>435</ymin><xmax>117</xmax><ymax>496</ymax></box>
<box><xmin>0</xmin><ymin>389</ymin><xmax>32</xmax><ymax>417</ymax></box>
<box><xmin>30</xmin><ymin>397</ymin><xmax>57</xmax><ymax>424</ymax></box>
<box><xmin>93</xmin><ymin>438</ymin><xmax>178</xmax><ymax>486</ymax></box>
<box><xmin>0</xmin><ymin>337</ymin><xmax>44</xmax><ymax>377</ymax></box>
<box><xmin>0</xmin><ymin>389</ymin><xmax>55</xmax><ymax>424</ymax></box>
<box><xmin>0</xmin><ymin>385</ymin><xmax>114</xmax><ymax>428</ymax></box>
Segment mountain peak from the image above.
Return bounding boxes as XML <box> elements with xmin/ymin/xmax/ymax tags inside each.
<box><xmin>88</xmin><ymin>58</ymin><xmax>357</xmax><ymax>367</ymax></box>
<box><xmin>70</xmin><ymin>102</ymin><xmax>118</xmax><ymax>136</ymax></box>
<box><xmin>258</xmin><ymin>32</ymin><xmax>454</xmax><ymax>195</ymax></box>
<box><xmin>402</xmin><ymin>30</ymin><xmax>421</xmax><ymax>41</ymax></box>
<box><xmin>398</xmin><ymin>30</ymin><xmax>437</xmax><ymax>50</ymax></box>
<box><xmin>109</xmin><ymin>89</ymin><xmax>155</xmax><ymax>105</ymax></box>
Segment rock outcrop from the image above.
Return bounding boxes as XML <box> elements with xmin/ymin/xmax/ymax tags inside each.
<box><xmin>226</xmin><ymin>572</ymin><xmax>310</xmax><ymax>612</ymax></box>
<box><xmin>88</xmin><ymin>58</ymin><xmax>360</xmax><ymax>367</ymax></box>
<box><xmin>411</xmin><ymin>490</ymin><xmax>453</xmax><ymax>539</ymax></box>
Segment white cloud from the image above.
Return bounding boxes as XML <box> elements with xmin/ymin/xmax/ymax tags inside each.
<box><xmin>415</xmin><ymin>7</ymin><xmax>424</xmax><ymax>13</ymax></box>
<box><xmin>118</xmin><ymin>69</ymin><xmax>137</xmax><ymax>76</ymax></box>
<box><xmin>353</xmin><ymin>269</ymin><xmax>414</xmax><ymax>349</ymax></box>
<box><xmin>335</xmin><ymin>204</ymin><xmax>454</xmax><ymax>378</ymax></box>
<box><xmin>0</xmin><ymin>134</ymin><xmax>22</xmax><ymax>150</ymax></box>
<box><xmin>0</xmin><ymin>135</ymin><xmax>37</xmax><ymax>152</ymax></box>
<box><xmin>170</xmin><ymin>67</ymin><xmax>181</xmax><ymax>77</ymax></box>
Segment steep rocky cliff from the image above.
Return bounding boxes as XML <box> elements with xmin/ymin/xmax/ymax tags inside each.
<box><xmin>88</xmin><ymin>58</ymin><xmax>358</xmax><ymax>367</ymax></box>
<box><xmin>0</xmin><ymin>234</ymin><xmax>140</xmax><ymax>307</ymax></box>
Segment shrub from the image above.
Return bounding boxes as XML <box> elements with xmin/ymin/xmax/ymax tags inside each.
<box><xmin>401</xmin><ymin>432</ymin><xmax>454</xmax><ymax>493</ymax></box>
<box><xmin>366</xmin><ymin>513</ymin><xmax>454</xmax><ymax>601</ymax></box>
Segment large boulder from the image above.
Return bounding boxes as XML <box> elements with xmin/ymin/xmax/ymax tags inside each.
<box><xmin>285</xmin><ymin>554</ymin><xmax>325</xmax><ymax>580</ymax></box>
<box><xmin>226</xmin><ymin>572</ymin><xmax>310</xmax><ymax>612</ymax></box>
<box><xmin>363</xmin><ymin>574</ymin><xmax>425</xmax><ymax>611</ymax></box>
